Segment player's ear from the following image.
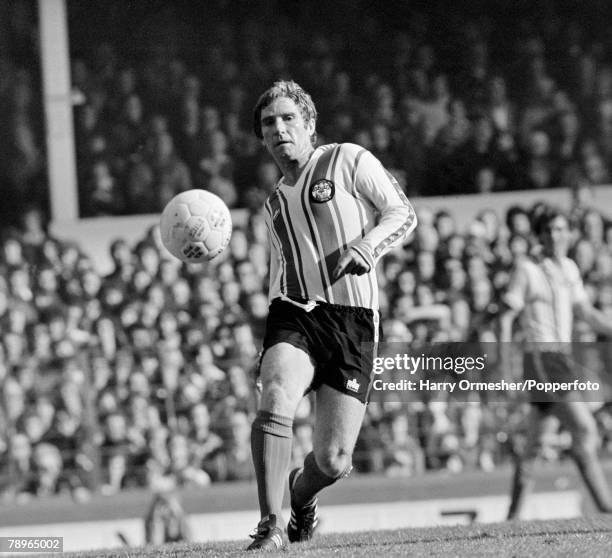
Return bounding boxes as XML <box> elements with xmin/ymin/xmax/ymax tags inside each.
<box><xmin>305</xmin><ymin>118</ymin><xmax>315</xmax><ymax>136</ymax></box>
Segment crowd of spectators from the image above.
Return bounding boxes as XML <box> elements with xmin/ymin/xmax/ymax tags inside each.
<box><xmin>0</xmin><ymin>0</ymin><xmax>45</xmax><ymax>228</ymax></box>
<box><xmin>67</xmin><ymin>0</ymin><xmax>612</xmax><ymax>215</ymax></box>
<box><xmin>3</xmin><ymin>1</ymin><xmax>612</xmax><ymax>220</ymax></box>
<box><xmin>2</xmin><ymin>1</ymin><xmax>612</xmax><ymax>502</ymax></box>
<box><xmin>1</xmin><ymin>193</ymin><xmax>612</xmax><ymax>502</ymax></box>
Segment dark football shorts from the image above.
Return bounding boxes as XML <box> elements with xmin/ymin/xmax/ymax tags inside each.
<box><xmin>260</xmin><ymin>297</ymin><xmax>379</xmax><ymax>403</ymax></box>
<box><xmin>524</xmin><ymin>351</ymin><xmax>576</xmax><ymax>411</ymax></box>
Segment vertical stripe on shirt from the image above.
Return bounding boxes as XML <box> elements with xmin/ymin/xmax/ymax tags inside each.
<box><xmin>541</xmin><ymin>261</ymin><xmax>566</xmax><ymax>342</ymax></box>
<box><xmin>327</xmin><ymin>146</ymin><xmax>356</xmax><ymax>305</ymax></box>
<box><xmin>348</xmin><ymin>150</ymin><xmax>375</xmax><ymax>308</ymax></box>
<box><xmin>300</xmin><ymin>148</ymin><xmax>337</xmax><ymax>302</ymax></box>
<box><xmin>350</xmin><ymin>148</ymin><xmax>367</xmax><ymax>199</ymax></box>
<box><xmin>278</xmin><ymin>190</ymin><xmax>309</xmax><ymax>299</ymax></box>
<box><xmin>518</xmin><ymin>259</ymin><xmax>576</xmax><ymax>343</ymax></box>
<box><xmin>265</xmin><ymin>212</ymin><xmax>286</xmax><ymax>294</ymax></box>
<box><xmin>267</xmin><ymin>194</ymin><xmax>302</xmax><ymax>297</ymax></box>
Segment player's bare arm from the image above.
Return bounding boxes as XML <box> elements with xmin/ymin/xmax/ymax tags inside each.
<box><xmin>497</xmin><ymin>260</ymin><xmax>528</xmax><ymax>343</ymax></box>
<box><xmin>575</xmin><ymin>299</ymin><xmax>612</xmax><ymax>337</ymax></box>
<box><xmin>497</xmin><ymin>304</ymin><xmax>519</xmax><ymax>371</ymax></box>
<box><xmin>498</xmin><ymin>305</ymin><xmax>519</xmax><ymax>343</ymax></box>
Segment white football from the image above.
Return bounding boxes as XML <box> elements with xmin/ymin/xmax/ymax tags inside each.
<box><xmin>160</xmin><ymin>189</ymin><xmax>232</xmax><ymax>263</ymax></box>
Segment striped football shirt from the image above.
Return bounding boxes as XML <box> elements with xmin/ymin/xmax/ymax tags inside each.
<box><xmin>264</xmin><ymin>142</ymin><xmax>416</xmax><ymax>311</ymax></box>
<box><xmin>503</xmin><ymin>256</ymin><xmax>588</xmax><ymax>343</ymax></box>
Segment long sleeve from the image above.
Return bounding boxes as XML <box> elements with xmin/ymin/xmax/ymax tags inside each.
<box><xmin>350</xmin><ymin>149</ymin><xmax>417</xmax><ymax>270</ymax></box>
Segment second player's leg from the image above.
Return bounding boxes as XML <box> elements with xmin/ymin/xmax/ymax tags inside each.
<box><xmin>556</xmin><ymin>398</ymin><xmax>612</xmax><ymax>512</ymax></box>
<box><xmin>507</xmin><ymin>405</ymin><xmax>549</xmax><ymax>519</ymax></box>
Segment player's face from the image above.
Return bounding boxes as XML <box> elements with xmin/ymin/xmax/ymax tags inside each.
<box><xmin>260</xmin><ymin>97</ymin><xmax>314</xmax><ymax>164</ymax></box>
<box><xmin>542</xmin><ymin>215</ymin><xmax>571</xmax><ymax>257</ymax></box>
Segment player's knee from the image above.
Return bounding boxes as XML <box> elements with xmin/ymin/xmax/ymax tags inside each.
<box><xmin>315</xmin><ymin>447</ymin><xmax>353</xmax><ymax>479</ymax></box>
<box><xmin>259</xmin><ymin>380</ymin><xmax>299</xmax><ymax>415</ymax></box>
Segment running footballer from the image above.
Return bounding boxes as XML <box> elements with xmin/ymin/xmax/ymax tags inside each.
<box><xmin>500</xmin><ymin>207</ymin><xmax>612</xmax><ymax>519</ymax></box>
<box><xmin>246</xmin><ymin>80</ymin><xmax>417</xmax><ymax>550</ymax></box>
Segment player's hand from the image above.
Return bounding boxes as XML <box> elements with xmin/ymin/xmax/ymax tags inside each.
<box><xmin>333</xmin><ymin>248</ymin><xmax>370</xmax><ymax>281</ymax></box>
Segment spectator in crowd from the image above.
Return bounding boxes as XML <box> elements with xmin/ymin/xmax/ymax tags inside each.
<box><xmin>81</xmin><ymin>159</ymin><xmax>124</xmax><ymax>217</ymax></box>
<box><xmin>486</xmin><ymin>76</ymin><xmax>517</xmax><ymax>137</ymax></box>
<box><xmin>110</xmin><ymin>93</ymin><xmax>147</xmax><ymax>172</ymax></box>
<box><xmin>521</xmin><ymin>128</ymin><xmax>558</xmax><ymax>190</ymax></box>
<box><xmin>144</xmin><ymin>492</ymin><xmax>192</xmax><ymax>545</ymax></box>
<box><xmin>99</xmin><ymin>412</ymin><xmax>131</xmax><ymax>493</ymax></box>
<box><xmin>205</xmin><ymin>409</ymin><xmax>254</xmax><ymax>482</ymax></box>
<box><xmin>432</xmin><ymin>99</ymin><xmax>472</xmax><ymax>158</ymax></box>
<box><xmin>382</xmin><ymin>411</ymin><xmax>425</xmax><ymax>478</ymax></box>
<box><xmin>27</xmin><ymin>443</ymin><xmax>66</xmax><ymax>497</ymax></box>
<box><xmin>1</xmin><ymin>433</ymin><xmax>33</xmax><ymax>501</ymax></box>
<box><xmin>126</xmin><ymin>133</ymin><xmax>192</xmax><ymax>213</ymax></box>
<box><xmin>195</xmin><ymin>130</ymin><xmax>235</xmax><ymax>193</ymax></box>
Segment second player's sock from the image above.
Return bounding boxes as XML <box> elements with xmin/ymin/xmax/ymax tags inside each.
<box><xmin>291</xmin><ymin>451</ymin><xmax>350</xmax><ymax>509</ymax></box>
<box><xmin>573</xmin><ymin>450</ymin><xmax>612</xmax><ymax>512</ymax></box>
<box><xmin>251</xmin><ymin>410</ymin><xmax>294</xmax><ymax>518</ymax></box>
<box><xmin>507</xmin><ymin>456</ymin><xmax>535</xmax><ymax>520</ymax></box>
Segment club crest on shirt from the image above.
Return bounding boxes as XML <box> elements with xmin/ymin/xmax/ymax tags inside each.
<box><xmin>309</xmin><ymin>179</ymin><xmax>335</xmax><ymax>203</ymax></box>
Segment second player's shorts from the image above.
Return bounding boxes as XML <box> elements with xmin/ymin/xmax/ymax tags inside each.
<box><xmin>524</xmin><ymin>350</ymin><xmax>576</xmax><ymax>410</ymax></box>
<box><xmin>261</xmin><ymin>297</ymin><xmax>379</xmax><ymax>403</ymax></box>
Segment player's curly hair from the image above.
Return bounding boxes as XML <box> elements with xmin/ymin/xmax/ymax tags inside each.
<box><xmin>252</xmin><ymin>80</ymin><xmax>318</xmax><ymax>145</ymax></box>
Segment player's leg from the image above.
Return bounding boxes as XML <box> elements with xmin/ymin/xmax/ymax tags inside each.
<box><xmin>556</xmin><ymin>399</ymin><xmax>612</xmax><ymax>512</ymax></box>
<box><xmin>247</xmin><ymin>342</ymin><xmax>315</xmax><ymax>550</ymax></box>
<box><xmin>291</xmin><ymin>384</ymin><xmax>366</xmax><ymax>508</ymax></box>
<box><xmin>287</xmin><ymin>304</ymin><xmax>373</xmax><ymax>542</ymax></box>
<box><xmin>507</xmin><ymin>404</ymin><xmax>549</xmax><ymax>519</ymax></box>
<box><xmin>252</xmin><ymin>342</ymin><xmax>315</xmax><ymax>520</ymax></box>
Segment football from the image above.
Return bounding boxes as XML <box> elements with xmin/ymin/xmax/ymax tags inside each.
<box><xmin>159</xmin><ymin>189</ymin><xmax>232</xmax><ymax>263</ymax></box>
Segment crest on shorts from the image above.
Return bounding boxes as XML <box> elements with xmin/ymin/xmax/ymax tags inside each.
<box><xmin>309</xmin><ymin>179</ymin><xmax>335</xmax><ymax>203</ymax></box>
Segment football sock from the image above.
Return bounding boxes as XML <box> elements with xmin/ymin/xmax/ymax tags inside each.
<box><xmin>291</xmin><ymin>451</ymin><xmax>350</xmax><ymax>509</ymax></box>
<box><xmin>507</xmin><ymin>455</ymin><xmax>535</xmax><ymax>520</ymax></box>
<box><xmin>251</xmin><ymin>410</ymin><xmax>294</xmax><ymax>518</ymax></box>
<box><xmin>573</xmin><ymin>451</ymin><xmax>612</xmax><ymax>512</ymax></box>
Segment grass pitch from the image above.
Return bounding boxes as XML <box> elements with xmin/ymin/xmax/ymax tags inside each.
<box><xmin>60</xmin><ymin>516</ymin><xmax>612</xmax><ymax>558</ymax></box>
